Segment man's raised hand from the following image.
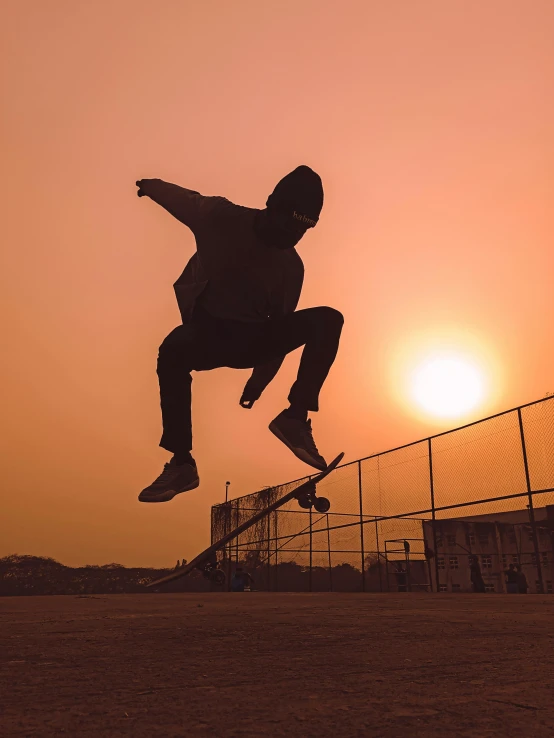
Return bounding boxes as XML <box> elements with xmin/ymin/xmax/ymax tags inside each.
<box><xmin>136</xmin><ymin>179</ymin><xmax>158</xmax><ymax>197</ymax></box>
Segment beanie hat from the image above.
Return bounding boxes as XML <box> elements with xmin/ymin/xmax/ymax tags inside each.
<box><xmin>266</xmin><ymin>165</ymin><xmax>324</xmax><ymax>228</ymax></box>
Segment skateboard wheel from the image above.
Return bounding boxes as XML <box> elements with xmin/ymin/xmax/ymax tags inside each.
<box><xmin>210</xmin><ymin>569</ymin><xmax>226</xmax><ymax>586</ymax></box>
<box><xmin>313</xmin><ymin>497</ymin><xmax>330</xmax><ymax>513</ymax></box>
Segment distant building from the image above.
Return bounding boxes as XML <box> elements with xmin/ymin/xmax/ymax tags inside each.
<box><xmin>423</xmin><ymin>505</ymin><xmax>554</xmax><ymax>593</ymax></box>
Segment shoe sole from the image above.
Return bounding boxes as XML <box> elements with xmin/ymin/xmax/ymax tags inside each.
<box><xmin>138</xmin><ymin>478</ymin><xmax>200</xmax><ymax>503</ymax></box>
<box><xmin>268</xmin><ymin>420</ymin><xmax>327</xmax><ymax>471</ymax></box>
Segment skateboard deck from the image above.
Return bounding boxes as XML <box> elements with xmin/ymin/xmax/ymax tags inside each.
<box><xmin>146</xmin><ymin>452</ymin><xmax>344</xmax><ymax>588</ymax></box>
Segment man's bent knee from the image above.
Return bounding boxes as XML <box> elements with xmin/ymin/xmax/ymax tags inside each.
<box><xmin>157</xmin><ymin>325</ymin><xmax>195</xmax><ymax>372</ymax></box>
<box><xmin>314</xmin><ymin>306</ymin><xmax>344</xmax><ymax>329</ymax></box>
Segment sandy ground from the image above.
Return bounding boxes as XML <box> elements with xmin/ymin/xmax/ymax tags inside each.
<box><xmin>1</xmin><ymin>593</ymin><xmax>553</xmax><ymax>737</ymax></box>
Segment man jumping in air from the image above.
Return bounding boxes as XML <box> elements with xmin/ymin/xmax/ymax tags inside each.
<box><xmin>136</xmin><ymin>166</ymin><xmax>343</xmax><ymax>503</ymax></box>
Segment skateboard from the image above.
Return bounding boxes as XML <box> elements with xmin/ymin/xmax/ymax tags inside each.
<box><xmin>146</xmin><ymin>452</ymin><xmax>344</xmax><ymax>588</ymax></box>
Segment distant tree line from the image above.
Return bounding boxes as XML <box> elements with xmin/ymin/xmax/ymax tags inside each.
<box><xmin>1</xmin><ymin>553</ymin><xmax>427</xmax><ymax>595</ymax></box>
<box><xmin>0</xmin><ymin>555</ymin><xmax>210</xmax><ymax>596</ymax></box>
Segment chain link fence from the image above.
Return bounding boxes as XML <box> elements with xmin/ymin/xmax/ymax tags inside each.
<box><xmin>211</xmin><ymin>396</ymin><xmax>554</xmax><ymax>593</ymax></box>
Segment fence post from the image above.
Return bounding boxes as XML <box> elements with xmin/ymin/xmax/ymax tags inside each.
<box><xmin>274</xmin><ymin>509</ymin><xmax>279</xmax><ymax>592</ymax></box>
<box><xmin>266</xmin><ymin>489</ymin><xmax>271</xmax><ymax>592</ymax></box>
<box><xmin>358</xmin><ymin>461</ymin><xmax>366</xmax><ymax>591</ymax></box>
<box><xmin>225</xmin><ymin>503</ymin><xmax>232</xmax><ymax>591</ymax></box>
<box><xmin>428</xmin><ymin>437</ymin><xmax>440</xmax><ymax>593</ymax></box>
<box><xmin>375</xmin><ymin>516</ymin><xmax>383</xmax><ymax>592</ymax></box>
<box><xmin>309</xmin><ymin>506</ymin><xmax>313</xmax><ymax>592</ymax></box>
<box><xmin>326</xmin><ymin>513</ymin><xmax>333</xmax><ymax>591</ymax></box>
<box><xmin>385</xmin><ymin>542</ymin><xmax>390</xmax><ymax>592</ymax></box>
<box><xmin>235</xmin><ymin>498</ymin><xmax>240</xmax><ymax>568</ymax></box>
<box><xmin>517</xmin><ymin>408</ymin><xmax>544</xmax><ymax>593</ymax></box>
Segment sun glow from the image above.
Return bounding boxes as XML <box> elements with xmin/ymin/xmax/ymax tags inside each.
<box><xmin>388</xmin><ymin>328</ymin><xmax>501</xmax><ymax>424</ymax></box>
<box><xmin>410</xmin><ymin>355</ymin><xmax>485</xmax><ymax>418</ymax></box>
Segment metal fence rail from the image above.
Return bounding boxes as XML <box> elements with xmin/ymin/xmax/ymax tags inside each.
<box><xmin>211</xmin><ymin>396</ymin><xmax>554</xmax><ymax>593</ymax></box>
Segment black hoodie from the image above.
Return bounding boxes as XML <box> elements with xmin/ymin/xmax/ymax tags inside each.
<box><xmin>139</xmin><ymin>178</ymin><xmax>305</xmax><ymax>398</ymax></box>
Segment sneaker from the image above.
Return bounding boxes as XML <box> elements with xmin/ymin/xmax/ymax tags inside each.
<box><xmin>269</xmin><ymin>411</ymin><xmax>327</xmax><ymax>471</ymax></box>
<box><xmin>138</xmin><ymin>459</ymin><xmax>199</xmax><ymax>503</ymax></box>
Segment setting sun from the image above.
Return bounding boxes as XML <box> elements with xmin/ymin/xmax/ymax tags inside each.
<box><xmin>410</xmin><ymin>355</ymin><xmax>485</xmax><ymax>419</ymax></box>
<box><xmin>389</xmin><ymin>327</ymin><xmax>501</xmax><ymax>425</ymax></box>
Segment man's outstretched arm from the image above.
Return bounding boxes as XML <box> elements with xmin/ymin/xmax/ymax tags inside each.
<box><xmin>136</xmin><ymin>178</ymin><xmax>212</xmax><ymax>230</ymax></box>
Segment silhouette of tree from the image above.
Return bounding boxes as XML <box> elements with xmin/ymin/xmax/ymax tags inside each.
<box><xmin>1</xmin><ymin>553</ymin><xmax>418</xmax><ymax>595</ymax></box>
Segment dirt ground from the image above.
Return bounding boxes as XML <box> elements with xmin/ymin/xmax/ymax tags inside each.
<box><xmin>1</xmin><ymin>593</ymin><xmax>553</xmax><ymax>738</ymax></box>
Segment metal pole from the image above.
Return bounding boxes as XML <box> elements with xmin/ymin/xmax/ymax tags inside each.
<box><xmin>274</xmin><ymin>509</ymin><xmax>279</xmax><ymax>592</ymax></box>
<box><xmin>384</xmin><ymin>542</ymin><xmax>390</xmax><ymax>592</ymax></box>
<box><xmin>375</xmin><ymin>516</ymin><xmax>383</xmax><ymax>592</ymax></box>
<box><xmin>405</xmin><ymin>542</ymin><xmax>411</xmax><ymax>592</ymax></box>
<box><xmin>267</xmin><ymin>490</ymin><xmax>271</xmax><ymax>592</ymax></box>
<box><xmin>309</xmin><ymin>506</ymin><xmax>313</xmax><ymax>592</ymax></box>
<box><xmin>235</xmin><ymin>498</ymin><xmax>239</xmax><ymax>568</ymax></box>
<box><xmin>514</xmin><ymin>523</ymin><xmax>521</xmax><ymax>563</ymax></box>
<box><xmin>517</xmin><ymin>408</ymin><xmax>544</xmax><ymax>593</ymax></box>
<box><xmin>428</xmin><ymin>437</ymin><xmax>440</xmax><ymax>593</ymax></box>
<box><xmin>326</xmin><ymin>513</ymin><xmax>333</xmax><ymax>591</ymax></box>
<box><xmin>358</xmin><ymin>461</ymin><xmax>366</xmax><ymax>592</ymax></box>
<box><xmin>224</xmin><ymin>481</ymin><xmax>231</xmax><ymax>590</ymax></box>
<box><xmin>425</xmin><ymin>546</ymin><xmax>433</xmax><ymax>593</ymax></box>
<box><xmin>551</xmin><ymin>530</ymin><xmax>554</xmax><ymax>590</ymax></box>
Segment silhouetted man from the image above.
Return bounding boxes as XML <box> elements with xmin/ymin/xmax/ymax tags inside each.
<box><xmin>230</xmin><ymin>567</ymin><xmax>255</xmax><ymax>592</ymax></box>
<box><xmin>516</xmin><ymin>564</ymin><xmax>528</xmax><ymax>594</ymax></box>
<box><xmin>504</xmin><ymin>563</ymin><xmax>518</xmax><ymax>593</ymax></box>
<box><xmin>136</xmin><ymin>167</ymin><xmax>343</xmax><ymax>503</ymax></box>
<box><xmin>469</xmin><ymin>556</ymin><xmax>486</xmax><ymax>593</ymax></box>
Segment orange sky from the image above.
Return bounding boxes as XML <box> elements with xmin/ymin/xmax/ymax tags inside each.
<box><xmin>1</xmin><ymin>1</ymin><xmax>553</xmax><ymax>567</ymax></box>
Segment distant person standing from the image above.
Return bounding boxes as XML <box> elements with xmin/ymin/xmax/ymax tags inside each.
<box><xmin>516</xmin><ymin>565</ymin><xmax>528</xmax><ymax>594</ymax></box>
<box><xmin>230</xmin><ymin>567</ymin><xmax>254</xmax><ymax>592</ymax></box>
<box><xmin>394</xmin><ymin>562</ymin><xmax>407</xmax><ymax>592</ymax></box>
<box><xmin>504</xmin><ymin>563</ymin><xmax>518</xmax><ymax>594</ymax></box>
<box><xmin>469</xmin><ymin>557</ymin><xmax>486</xmax><ymax>593</ymax></box>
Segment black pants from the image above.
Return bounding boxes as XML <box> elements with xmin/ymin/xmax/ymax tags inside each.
<box><xmin>157</xmin><ymin>305</ymin><xmax>344</xmax><ymax>454</ymax></box>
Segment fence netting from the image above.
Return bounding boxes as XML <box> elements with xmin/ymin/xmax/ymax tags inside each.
<box><xmin>211</xmin><ymin>397</ymin><xmax>554</xmax><ymax>593</ymax></box>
